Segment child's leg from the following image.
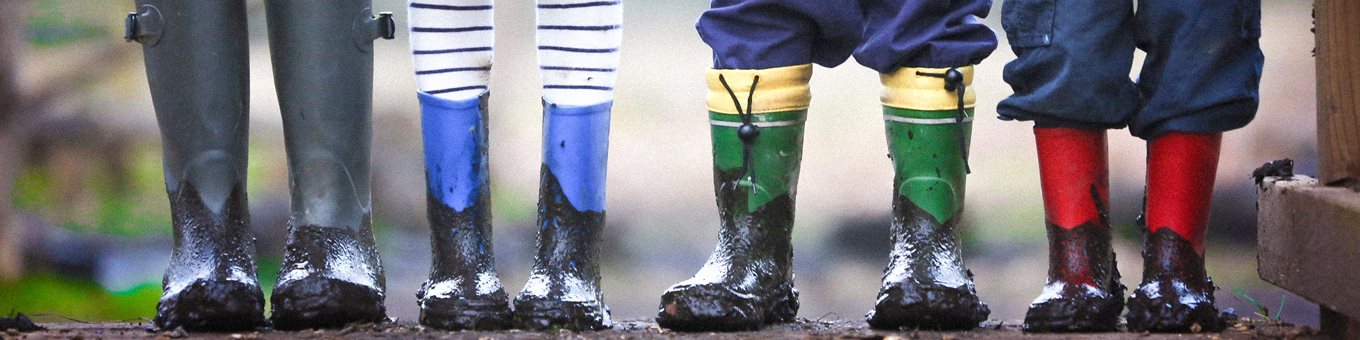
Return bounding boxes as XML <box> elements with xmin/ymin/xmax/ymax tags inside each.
<box><xmin>510</xmin><ymin>0</ymin><xmax>623</xmax><ymax>332</ymax></box>
<box><xmin>855</xmin><ymin>0</ymin><xmax>997</xmax><ymax>331</ymax></box>
<box><xmin>128</xmin><ymin>0</ymin><xmax>265</xmax><ymax>331</ymax></box>
<box><xmin>264</xmin><ymin>0</ymin><xmax>392</xmax><ymax>329</ymax></box>
<box><xmin>657</xmin><ymin>0</ymin><xmax>860</xmax><ymax>332</ymax></box>
<box><xmin>1124</xmin><ymin>0</ymin><xmax>1261</xmax><ymax>332</ymax></box>
<box><xmin>406</xmin><ymin>0</ymin><xmax>510</xmax><ymax>331</ymax></box>
<box><xmin>997</xmin><ymin>0</ymin><xmax>1139</xmax><ymax>332</ymax></box>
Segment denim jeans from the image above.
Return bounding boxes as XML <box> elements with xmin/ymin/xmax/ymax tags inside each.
<box><xmin>697</xmin><ymin>0</ymin><xmax>998</xmax><ymax>72</ymax></box>
<box><xmin>997</xmin><ymin>0</ymin><xmax>1263</xmax><ymax>139</ymax></box>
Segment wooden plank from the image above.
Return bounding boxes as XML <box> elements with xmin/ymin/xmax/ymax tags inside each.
<box><xmin>1321</xmin><ymin>307</ymin><xmax>1360</xmax><ymax>340</ymax></box>
<box><xmin>1316</xmin><ymin>0</ymin><xmax>1360</xmax><ymax>182</ymax></box>
<box><xmin>1257</xmin><ymin>176</ymin><xmax>1360</xmax><ymax>321</ymax></box>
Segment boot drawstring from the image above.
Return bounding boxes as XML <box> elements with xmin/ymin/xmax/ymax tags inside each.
<box><xmin>717</xmin><ymin>74</ymin><xmax>761</xmax><ymax>183</ymax></box>
<box><xmin>916</xmin><ymin>67</ymin><xmax>971</xmax><ymax>174</ymax></box>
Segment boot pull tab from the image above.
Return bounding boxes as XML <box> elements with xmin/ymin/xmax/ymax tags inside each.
<box><xmin>916</xmin><ymin>67</ymin><xmax>972</xmax><ymax>174</ymax></box>
<box><xmin>353</xmin><ymin>10</ymin><xmax>396</xmax><ymax>50</ymax></box>
<box><xmin>717</xmin><ymin>74</ymin><xmax>761</xmax><ymax>182</ymax></box>
<box><xmin>124</xmin><ymin>5</ymin><xmax>163</xmax><ymax>46</ymax></box>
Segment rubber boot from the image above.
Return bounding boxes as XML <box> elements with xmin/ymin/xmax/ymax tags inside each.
<box><xmin>866</xmin><ymin>66</ymin><xmax>989</xmax><ymax>330</ymax></box>
<box><xmin>1022</xmin><ymin>127</ymin><xmax>1124</xmax><ymax>332</ymax></box>
<box><xmin>512</xmin><ymin>100</ymin><xmax>614</xmax><ymax>331</ymax></box>
<box><xmin>416</xmin><ymin>92</ymin><xmax>512</xmax><ymax>330</ymax></box>
<box><xmin>127</xmin><ymin>0</ymin><xmax>264</xmax><ymax>331</ymax></box>
<box><xmin>1126</xmin><ymin>132</ymin><xmax>1224</xmax><ymax>332</ymax></box>
<box><xmin>657</xmin><ymin>65</ymin><xmax>809</xmax><ymax>331</ymax></box>
<box><xmin>264</xmin><ymin>1</ymin><xmax>394</xmax><ymax>330</ymax></box>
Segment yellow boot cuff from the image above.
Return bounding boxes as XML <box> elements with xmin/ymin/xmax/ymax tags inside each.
<box><xmin>706</xmin><ymin>64</ymin><xmax>813</xmax><ymax>115</ymax></box>
<box><xmin>880</xmin><ymin>65</ymin><xmax>976</xmax><ymax>111</ymax></box>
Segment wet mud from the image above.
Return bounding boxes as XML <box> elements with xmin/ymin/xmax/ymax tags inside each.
<box><xmin>1126</xmin><ymin>228</ymin><xmax>1224</xmax><ymax>332</ymax></box>
<box><xmin>156</xmin><ymin>183</ymin><xmax>265</xmax><ymax>331</ymax></box>
<box><xmin>418</xmin><ymin>189</ymin><xmax>512</xmax><ymax>330</ymax></box>
<box><xmin>866</xmin><ymin>195</ymin><xmax>988</xmax><ymax>330</ymax></box>
<box><xmin>271</xmin><ymin>224</ymin><xmax>386</xmax><ymax>330</ymax></box>
<box><xmin>512</xmin><ymin>165</ymin><xmax>610</xmax><ymax>331</ymax></box>
<box><xmin>656</xmin><ymin>168</ymin><xmax>799</xmax><ymax>332</ymax></box>
<box><xmin>12</xmin><ymin>318</ymin><xmax>1326</xmax><ymax>339</ymax></box>
<box><xmin>1024</xmin><ymin>222</ymin><xmax>1125</xmax><ymax>333</ymax></box>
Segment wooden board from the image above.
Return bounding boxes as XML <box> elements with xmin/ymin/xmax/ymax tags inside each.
<box><xmin>1316</xmin><ymin>0</ymin><xmax>1360</xmax><ymax>183</ymax></box>
<box><xmin>1257</xmin><ymin>176</ymin><xmax>1360</xmax><ymax>321</ymax></box>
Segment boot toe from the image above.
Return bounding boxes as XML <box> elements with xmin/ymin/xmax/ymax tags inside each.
<box><xmin>419</xmin><ymin>295</ymin><xmax>512</xmax><ymax>331</ymax></box>
<box><xmin>512</xmin><ymin>297</ymin><xmax>611</xmax><ymax>331</ymax></box>
<box><xmin>1125</xmin><ymin>284</ymin><xmax>1222</xmax><ymax>332</ymax></box>
<box><xmin>270</xmin><ymin>276</ymin><xmax>386</xmax><ymax>330</ymax></box>
<box><xmin>867</xmin><ymin>282</ymin><xmax>989</xmax><ymax>330</ymax></box>
<box><xmin>155</xmin><ymin>279</ymin><xmax>265</xmax><ymax>331</ymax></box>
<box><xmin>1023</xmin><ymin>288</ymin><xmax>1124</xmax><ymax>332</ymax></box>
<box><xmin>655</xmin><ymin>282</ymin><xmax>798</xmax><ymax>332</ymax></box>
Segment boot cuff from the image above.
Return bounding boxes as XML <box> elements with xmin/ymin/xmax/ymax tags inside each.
<box><xmin>880</xmin><ymin>66</ymin><xmax>976</xmax><ymax>111</ymax></box>
<box><xmin>706</xmin><ymin>64</ymin><xmax>812</xmax><ymax>115</ymax></box>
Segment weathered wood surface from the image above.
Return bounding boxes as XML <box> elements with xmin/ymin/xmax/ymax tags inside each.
<box><xmin>1257</xmin><ymin>176</ymin><xmax>1360</xmax><ymax>321</ymax></box>
<box><xmin>1316</xmin><ymin>0</ymin><xmax>1360</xmax><ymax>183</ymax></box>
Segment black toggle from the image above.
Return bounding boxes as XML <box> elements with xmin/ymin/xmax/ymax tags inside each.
<box><xmin>717</xmin><ymin>74</ymin><xmax>761</xmax><ymax>182</ymax></box>
<box><xmin>917</xmin><ymin>67</ymin><xmax>972</xmax><ymax>174</ymax></box>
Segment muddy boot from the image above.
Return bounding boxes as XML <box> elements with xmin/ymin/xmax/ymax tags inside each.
<box><xmin>1023</xmin><ymin>127</ymin><xmax>1125</xmax><ymax>333</ymax></box>
<box><xmin>1126</xmin><ymin>132</ymin><xmax>1224</xmax><ymax>333</ymax></box>
<box><xmin>127</xmin><ymin>0</ymin><xmax>265</xmax><ymax>331</ymax></box>
<box><xmin>656</xmin><ymin>66</ymin><xmax>809</xmax><ymax>332</ymax></box>
<box><xmin>866</xmin><ymin>66</ymin><xmax>988</xmax><ymax>330</ymax></box>
<box><xmin>416</xmin><ymin>92</ymin><xmax>512</xmax><ymax>330</ymax></box>
<box><xmin>512</xmin><ymin>100</ymin><xmax>614</xmax><ymax>331</ymax></box>
<box><xmin>264</xmin><ymin>0</ymin><xmax>394</xmax><ymax>330</ymax></box>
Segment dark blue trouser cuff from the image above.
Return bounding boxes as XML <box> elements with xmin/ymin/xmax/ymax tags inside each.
<box><xmin>997</xmin><ymin>0</ymin><xmax>1262</xmax><ymax>139</ymax></box>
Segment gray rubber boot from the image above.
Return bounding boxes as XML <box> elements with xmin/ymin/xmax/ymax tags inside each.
<box><xmin>263</xmin><ymin>0</ymin><xmax>395</xmax><ymax>330</ymax></box>
<box><xmin>127</xmin><ymin>0</ymin><xmax>264</xmax><ymax>331</ymax></box>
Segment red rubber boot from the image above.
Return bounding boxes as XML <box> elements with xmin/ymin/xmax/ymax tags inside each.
<box><xmin>1126</xmin><ymin>132</ymin><xmax>1225</xmax><ymax>332</ymax></box>
<box><xmin>1023</xmin><ymin>127</ymin><xmax>1125</xmax><ymax>332</ymax></box>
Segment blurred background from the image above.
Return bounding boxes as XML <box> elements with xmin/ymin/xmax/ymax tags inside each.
<box><xmin>0</xmin><ymin>0</ymin><xmax>1322</xmax><ymax>328</ymax></box>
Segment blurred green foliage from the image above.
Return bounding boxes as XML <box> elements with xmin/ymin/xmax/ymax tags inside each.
<box><xmin>25</xmin><ymin>0</ymin><xmax>108</xmax><ymax>47</ymax></box>
<box><xmin>0</xmin><ymin>271</ymin><xmax>160</xmax><ymax>321</ymax></box>
<box><xmin>12</xmin><ymin>144</ymin><xmax>171</xmax><ymax>237</ymax></box>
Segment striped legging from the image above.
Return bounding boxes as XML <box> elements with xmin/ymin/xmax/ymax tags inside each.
<box><xmin>407</xmin><ymin>0</ymin><xmax>623</xmax><ymax>106</ymax></box>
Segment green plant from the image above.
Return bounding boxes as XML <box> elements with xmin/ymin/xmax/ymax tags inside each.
<box><xmin>1232</xmin><ymin>288</ymin><xmax>1285</xmax><ymax>320</ymax></box>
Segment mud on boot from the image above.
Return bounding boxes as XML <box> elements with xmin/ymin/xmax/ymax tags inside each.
<box><xmin>1023</xmin><ymin>223</ymin><xmax>1125</xmax><ymax>332</ymax></box>
<box><xmin>656</xmin><ymin>171</ymin><xmax>801</xmax><ymax>332</ymax></box>
<box><xmin>417</xmin><ymin>190</ymin><xmax>512</xmax><ymax>331</ymax></box>
<box><xmin>155</xmin><ymin>184</ymin><xmax>266</xmax><ymax>331</ymax></box>
<box><xmin>1125</xmin><ymin>228</ymin><xmax>1223</xmax><ymax>333</ymax></box>
<box><xmin>270</xmin><ymin>225</ymin><xmax>386</xmax><ymax>330</ymax></box>
<box><xmin>865</xmin><ymin>181</ymin><xmax>988</xmax><ymax>330</ymax></box>
<box><xmin>512</xmin><ymin>166</ymin><xmax>612</xmax><ymax>331</ymax></box>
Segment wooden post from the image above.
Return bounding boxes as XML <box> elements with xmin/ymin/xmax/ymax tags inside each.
<box><xmin>1314</xmin><ymin>0</ymin><xmax>1360</xmax><ymax>336</ymax></box>
<box><xmin>1316</xmin><ymin>0</ymin><xmax>1360</xmax><ymax>183</ymax></box>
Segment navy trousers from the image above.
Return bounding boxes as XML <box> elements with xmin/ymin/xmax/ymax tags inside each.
<box><xmin>997</xmin><ymin>0</ymin><xmax>1263</xmax><ymax>139</ymax></box>
<box><xmin>697</xmin><ymin>0</ymin><xmax>998</xmax><ymax>72</ymax></box>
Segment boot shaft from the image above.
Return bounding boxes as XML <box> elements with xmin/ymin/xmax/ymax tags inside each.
<box><xmin>265</xmin><ymin>0</ymin><xmax>391</xmax><ymax>230</ymax></box>
<box><xmin>1033</xmin><ymin>127</ymin><xmax>1117</xmax><ymax>287</ymax></box>
<box><xmin>131</xmin><ymin>0</ymin><xmax>250</xmax><ymax>212</ymax></box>
<box><xmin>421</xmin><ymin>92</ymin><xmax>496</xmax><ymax>278</ymax></box>
<box><xmin>1144</xmin><ymin>132</ymin><xmax>1222</xmax><ymax>254</ymax></box>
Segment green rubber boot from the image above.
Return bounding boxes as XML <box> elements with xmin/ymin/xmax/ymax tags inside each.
<box><xmin>866</xmin><ymin>66</ymin><xmax>989</xmax><ymax>330</ymax></box>
<box><xmin>657</xmin><ymin>65</ymin><xmax>809</xmax><ymax>331</ymax></box>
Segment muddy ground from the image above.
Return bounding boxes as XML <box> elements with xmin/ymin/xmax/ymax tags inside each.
<box><xmin>2</xmin><ymin>318</ymin><xmax>1322</xmax><ymax>339</ymax></box>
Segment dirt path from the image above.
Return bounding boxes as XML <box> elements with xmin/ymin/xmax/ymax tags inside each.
<box><xmin>4</xmin><ymin>318</ymin><xmax>1321</xmax><ymax>339</ymax></box>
